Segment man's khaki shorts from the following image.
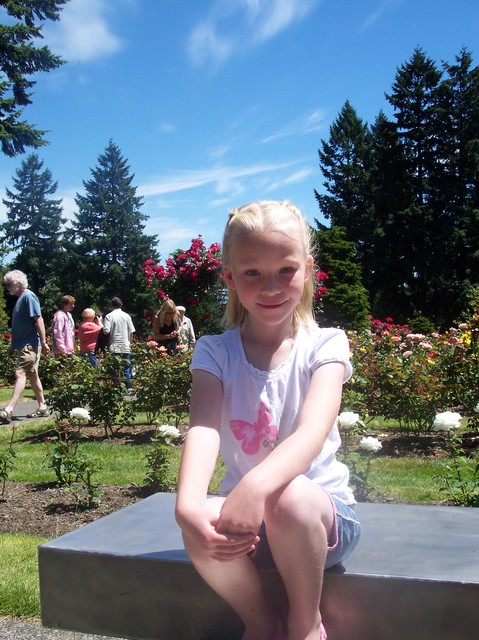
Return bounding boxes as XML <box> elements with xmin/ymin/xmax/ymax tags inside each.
<box><xmin>16</xmin><ymin>344</ymin><xmax>41</xmax><ymax>374</ymax></box>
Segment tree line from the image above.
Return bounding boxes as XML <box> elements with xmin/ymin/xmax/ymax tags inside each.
<box><xmin>1</xmin><ymin>3</ymin><xmax>477</xmax><ymax>335</ymax></box>
<box><xmin>315</xmin><ymin>47</ymin><xmax>479</xmax><ymax>330</ymax></box>
<box><xmin>1</xmin><ymin>141</ymin><xmax>159</xmax><ymax>333</ymax></box>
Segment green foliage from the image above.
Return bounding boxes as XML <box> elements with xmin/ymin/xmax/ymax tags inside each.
<box><xmin>0</xmin><ymin>330</ymin><xmax>15</xmax><ymax>382</ymax></box>
<box><xmin>316</xmin><ymin>47</ymin><xmax>479</xmax><ymax>328</ymax></box>
<box><xmin>143</xmin><ymin>426</ymin><xmax>181</xmax><ymax>491</ymax></box>
<box><xmin>345</xmin><ymin>316</ymin><xmax>479</xmax><ymax>432</ymax></box>
<box><xmin>63</xmin><ymin>140</ymin><xmax>159</xmax><ymax>334</ymax></box>
<box><xmin>0</xmin><ymin>0</ymin><xmax>67</xmax><ymax>156</ymax></box>
<box><xmin>435</xmin><ymin>431</ymin><xmax>479</xmax><ymax>507</ymax></box>
<box><xmin>44</xmin><ymin>353</ymin><xmax>136</xmax><ymax>435</ymax></box>
<box><xmin>1</xmin><ymin>153</ymin><xmax>66</xmax><ymax>293</ymax></box>
<box><xmin>131</xmin><ymin>343</ymin><xmax>192</xmax><ymax>425</ymax></box>
<box><xmin>0</xmin><ymin>426</ymin><xmax>17</xmax><ymax>499</ymax></box>
<box><xmin>313</xmin><ymin>225</ymin><xmax>370</xmax><ymax>330</ymax></box>
<box><xmin>0</xmin><ymin>269</ymin><xmax>9</xmax><ymax>328</ymax></box>
<box><xmin>45</xmin><ymin>423</ymin><xmax>103</xmax><ymax>509</ymax></box>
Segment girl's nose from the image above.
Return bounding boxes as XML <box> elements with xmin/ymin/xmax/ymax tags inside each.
<box><xmin>261</xmin><ymin>275</ymin><xmax>281</xmax><ymax>295</ymax></box>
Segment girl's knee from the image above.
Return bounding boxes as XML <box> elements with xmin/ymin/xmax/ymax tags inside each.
<box><xmin>265</xmin><ymin>477</ymin><xmax>333</xmax><ymax>533</ymax></box>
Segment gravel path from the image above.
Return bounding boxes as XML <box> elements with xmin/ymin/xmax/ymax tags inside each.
<box><xmin>0</xmin><ymin>619</ymin><xmax>129</xmax><ymax>640</ymax></box>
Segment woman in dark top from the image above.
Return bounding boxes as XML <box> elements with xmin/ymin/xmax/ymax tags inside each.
<box><xmin>153</xmin><ymin>299</ymin><xmax>180</xmax><ymax>355</ymax></box>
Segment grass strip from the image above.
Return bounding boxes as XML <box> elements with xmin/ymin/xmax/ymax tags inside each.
<box><xmin>0</xmin><ymin>533</ymin><xmax>45</xmax><ymax>618</ymax></box>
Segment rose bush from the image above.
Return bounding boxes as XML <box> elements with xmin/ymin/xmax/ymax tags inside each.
<box><xmin>143</xmin><ymin>236</ymin><xmax>223</xmax><ymax>336</ymax></box>
<box><xmin>346</xmin><ymin>317</ymin><xmax>479</xmax><ymax>431</ymax></box>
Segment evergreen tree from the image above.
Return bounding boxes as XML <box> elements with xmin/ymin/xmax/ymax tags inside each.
<box><xmin>315</xmin><ymin>101</ymin><xmax>376</xmax><ymax>292</ymax></box>
<box><xmin>0</xmin><ymin>0</ymin><xmax>67</xmax><ymax>156</ymax></box>
<box><xmin>438</xmin><ymin>49</ymin><xmax>479</xmax><ymax>320</ymax></box>
<box><xmin>368</xmin><ymin>111</ymin><xmax>415</xmax><ymax>321</ymax></box>
<box><xmin>313</xmin><ymin>225</ymin><xmax>370</xmax><ymax>331</ymax></box>
<box><xmin>385</xmin><ymin>47</ymin><xmax>449</xmax><ymax>322</ymax></box>
<box><xmin>67</xmin><ymin>140</ymin><xmax>159</xmax><ymax>332</ymax></box>
<box><xmin>1</xmin><ymin>153</ymin><xmax>65</xmax><ymax>293</ymax></box>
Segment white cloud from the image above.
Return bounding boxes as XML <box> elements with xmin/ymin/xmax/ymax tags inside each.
<box><xmin>361</xmin><ymin>0</ymin><xmax>400</xmax><ymax>31</ymax></box>
<box><xmin>262</xmin><ymin>108</ymin><xmax>327</xmax><ymax>143</ymax></box>
<box><xmin>138</xmin><ymin>160</ymin><xmax>300</xmax><ymax>198</ymax></box>
<box><xmin>157</xmin><ymin>122</ymin><xmax>176</xmax><ymax>135</ymax></box>
<box><xmin>266</xmin><ymin>167</ymin><xmax>313</xmax><ymax>192</ymax></box>
<box><xmin>248</xmin><ymin>0</ymin><xmax>317</xmax><ymax>42</ymax></box>
<box><xmin>43</xmin><ymin>0</ymin><xmax>124</xmax><ymax>63</ymax></box>
<box><xmin>188</xmin><ymin>0</ymin><xmax>320</xmax><ymax>67</ymax></box>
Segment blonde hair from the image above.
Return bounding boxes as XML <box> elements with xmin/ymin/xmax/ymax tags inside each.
<box><xmin>82</xmin><ymin>308</ymin><xmax>96</xmax><ymax>320</ymax></box>
<box><xmin>222</xmin><ymin>200</ymin><xmax>315</xmax><ymax>329</ymax></box>
<box><xmin>157</xmin><ymin>299</ymin><xmax>178</xmax><ymax>326</ymax></box>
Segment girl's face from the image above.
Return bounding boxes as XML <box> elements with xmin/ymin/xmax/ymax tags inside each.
<box><xmin>223</xmin><ymin>225</ymin><xmax>313</xmax><ymax>328</ymax></box>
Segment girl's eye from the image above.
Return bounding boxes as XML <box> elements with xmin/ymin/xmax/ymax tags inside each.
<box><xmin>280</xmin><ymin>266</ymin><xmax>296</xmax><ymax>274</ymax></box>
<box><xmin>245</xmin><ymin>269</ymin><xmax>259</xmax><ymax>276</ymax></box>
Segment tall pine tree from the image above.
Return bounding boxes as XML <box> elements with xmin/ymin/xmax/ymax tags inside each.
<box><xmin>0</xmin><ymin>0</ymin><xmax>67</xmax><ymax>156</ymax></box>
<box><xmin>385</xmin><ymin>47</ymin><xmax>448</xmax><ymax>323</ymax></box>
<box><xmin>1</xmin><ymin>153</ymin><xmax>65</xmax><ymax>294</ymax></box>
<box><xmin>315</xmin><ymin>101</ymin><xmax>375</xmax><ymax>284</ymax></box>
<box><xmin>66</xmin><ymin>140</ymin><xmax>159</xmax><ymax>330</ymax></box>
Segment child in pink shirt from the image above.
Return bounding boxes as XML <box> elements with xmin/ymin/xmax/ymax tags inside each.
<box><xmin>78</xmin><ymin>308</ymin><xmax>103</xmax><ymax>367</ymax></box>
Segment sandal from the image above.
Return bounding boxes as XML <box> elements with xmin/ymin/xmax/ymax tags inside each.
<box><xmin>0</xmin><ymin>408</ymin><xmax>12</xmax><ymax>423</ymax></box>
<box><xmin>26</xmin><ymin>407</ymin><xmax>50</xmax><ymax>419</ymax></box>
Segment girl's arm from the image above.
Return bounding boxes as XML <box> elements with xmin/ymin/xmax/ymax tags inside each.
<box><xmin>216</xmin><ymin>361</ymin><xmax>345</xmax><ymax>535</ymax></box>
<box><xmin>176</xmin><ymin>369</ymin><xmax>258</xmax><ymax>560</ymax></box>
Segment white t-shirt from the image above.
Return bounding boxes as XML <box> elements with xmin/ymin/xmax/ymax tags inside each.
<box><xmin>103</xmin><ymin>308</ymin><xmax>135</xmax><ymax>354</ymax></box>
<box><xmin>191</xmin><ymin>324</ymin><xmax>355</xmax><ymax>505</ymax></box>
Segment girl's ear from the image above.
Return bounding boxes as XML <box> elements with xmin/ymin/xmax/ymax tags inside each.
<box><xmin>305</xmin><ymin>255</ymin><xmax>314</xmax><ymax>280</ymax></box>
<box><xmin>223</xmin><ymin>265</ymin><xmax>237</xmax><ymax>290</ymax></box>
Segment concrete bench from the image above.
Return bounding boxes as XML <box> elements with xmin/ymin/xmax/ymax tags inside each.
<box><xmin>38</xmin><ymin>493</ymin><xmax>479</xmax><ymax>640</ymax></box>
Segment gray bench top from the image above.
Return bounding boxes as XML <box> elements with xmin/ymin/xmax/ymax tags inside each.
<box><xmin>41</xmin><ymin>493</ymin><xmax>479</xmax><ymax>584</ymax></box>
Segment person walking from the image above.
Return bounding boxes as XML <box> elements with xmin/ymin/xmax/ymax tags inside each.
<box><xmin>102</xmin><ymin>297</ymin><xmax>136</xmax><ymax>388</ymax></box>
<box><xmin>0</xmin><ymin>270</ymin><xmax>50</xmax><ymax>422</ymax></box>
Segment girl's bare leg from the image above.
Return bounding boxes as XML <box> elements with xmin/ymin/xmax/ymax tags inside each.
<box><xmin>183</xmin><ymin>498</ymin><xmax>279</xmax><ymax>640</ymax></box>
<box><xmin>265</xmin><ymin>476</ymin><xmax>333</xmax><ymax>640</ymax></box>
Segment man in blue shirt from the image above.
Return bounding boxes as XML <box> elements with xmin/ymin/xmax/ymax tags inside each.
<box><xmin>0</xmin><ymin>270</ymin><xmax>50</xmax><ymax>423</ymax></box>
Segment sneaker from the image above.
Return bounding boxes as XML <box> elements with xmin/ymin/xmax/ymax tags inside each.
<box><xmin>26</xmin><ymin>407</ymin><xmax>50</xmax><ymax>419</ymax></box>
<box><xmin>0</xmin><ymin>408</ymin><xmax>12</xmax><ymax>423</ymax></box>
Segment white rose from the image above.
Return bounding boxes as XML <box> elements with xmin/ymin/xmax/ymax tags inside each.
<box><xmin>69</xmin><ymin>407</ymin><xmax>91</xmax><ymax>422</ymax></box>
<box><xmin>432</xmin><ymin>411</ymin><xmax>462</xmax><ymax>431</ymax></box>
<box><xmin>474</xmin><ymin>402</ymin><xmax>479</xmax><ymax>414</ymax></box>
<box><xmin>359</xmin><ymin>436</ymin><xmax>382</xmax><ymax>453</ymax></box>
<box><xmin>157</xmin><ymin>425</ymin><xmax>180</xmax><ymax>439</ymax></box>
<box><xmin>337</xmin><ymin>411</ymin><xmax>360</xmax><ymax>430</ymax></box>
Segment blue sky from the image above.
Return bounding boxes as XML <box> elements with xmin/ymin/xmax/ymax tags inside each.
<box><xmin>0</xmin><ymin>0</ymin><xmax>478</xmax><ymax>260</ymax></box>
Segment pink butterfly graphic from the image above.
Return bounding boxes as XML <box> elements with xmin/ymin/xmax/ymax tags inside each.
<box><xmin>230</xmin><ymin>401</ymin><xmax>278</xmax><ymax>455</ymax></box>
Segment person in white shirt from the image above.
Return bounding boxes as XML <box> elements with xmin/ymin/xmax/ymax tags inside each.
<box><xmin>102</xmin><ymin>297</ymin><xmax>135</xmax><ymax>388</ymax></box>
<box><xmin>176</xmin><ymin>305</ymin><xmax>196</xmax><ymax>351</ymax></box>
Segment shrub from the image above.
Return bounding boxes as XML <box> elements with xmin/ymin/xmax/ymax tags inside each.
<box><xmin>131</xmin><ymin>343</ymin><xmax>192</xmax><ymax>425</ymax></box>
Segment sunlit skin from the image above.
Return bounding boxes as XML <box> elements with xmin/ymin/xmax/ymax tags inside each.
<box><xmin>223</xmin><ymin>226</ymin><xmax>314</xmax><ymax>352</ymax></box>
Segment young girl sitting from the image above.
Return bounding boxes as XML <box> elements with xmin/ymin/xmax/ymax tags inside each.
<box><xmin>175</xmin><ymin>200</ymin><xmax>361</xmax><ymax>640</ymax></box>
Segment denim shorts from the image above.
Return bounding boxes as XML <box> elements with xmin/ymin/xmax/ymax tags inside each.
<box><xmin>251</xmin><ymin>494</ymin><xmax>361</xmax><ymax>571</ymax></box>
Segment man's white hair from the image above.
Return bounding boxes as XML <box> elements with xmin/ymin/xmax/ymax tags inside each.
<box><xmin>4</xmin><ymin>270</ymin><xmax>28</xmax><ymax>289</ymax></box>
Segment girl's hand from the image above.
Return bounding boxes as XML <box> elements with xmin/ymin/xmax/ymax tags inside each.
<box><xmin>178</xmin><ymin>505</ymin><xmax>259</xmax><ymax>562</ymax></box>
<box><xmin>216</xmin><ymin>477</ymin><xmax>265</xmax><ymax>537</ymax></box>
